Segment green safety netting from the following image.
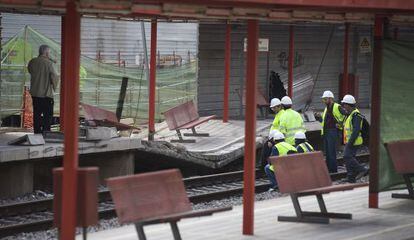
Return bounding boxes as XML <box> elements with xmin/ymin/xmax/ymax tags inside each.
<box><xmin>379</xmin><ymin>40</ymin><xmax>414</xmax><ymax>191</ymax></box>
<box><xmin>0</xmin><ymin>26</ymin><xmax>197</xmax><ymax>124</ymax></box>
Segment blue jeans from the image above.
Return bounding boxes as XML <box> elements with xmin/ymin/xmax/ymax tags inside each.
<box><xmin>343</xmin><ymin>144</ymin><xmax>365</xmax><ymax>182</ymax></box>
<box><xmin>323</xmin><ymin>129</ymin><xmax>338</xmax><ymax>173</ymax></box>
<box><xmin>264</xmin><ymin>164</ymin><xmax>278</xmax><ymax>189</ymax></box>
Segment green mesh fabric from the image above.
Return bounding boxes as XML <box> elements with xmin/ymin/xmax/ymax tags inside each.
<box><xmin>379</xmin><ymin>40</ymin><xmax>414</xmax><ymax>191</ymax></box>
<box><xmin>0</xmin><ymin>26</ymin><xmax>196</xmax><ymax>123</ymax></box>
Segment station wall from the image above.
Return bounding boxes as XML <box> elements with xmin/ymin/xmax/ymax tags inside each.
<box><xmin>197</xmin><ymin>22</ymin><xmax>374</xmax><ymax>117</ymax></box>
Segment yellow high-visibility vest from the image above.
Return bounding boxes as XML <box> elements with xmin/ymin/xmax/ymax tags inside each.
<box><xmin>269</xmin><ymin>141</ymin><xmax>297</xmax><ymax>171</ymax></box>
<box><xmin>297</xmin><ymin>142</ymin><xmax>314</xmax><ymax>153</ymax></box>
<box><xmin>279</xmin><ymin>109</ymin><xmax>306</xmax><ymax>145</ymax></box>
<box><xmin>343</xmin><ymin>109</ymin><xmax>363</xmax><ymax>146</ymax></box>
<box><xmin>270</xmin><ymin>109</ymin><xmax>285</xmax><ymax>131</ymax></box>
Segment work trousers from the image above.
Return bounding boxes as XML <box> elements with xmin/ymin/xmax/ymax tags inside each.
<box><xmin>323</xmin><ymin>128</ymin><xmax>339</xmax><ymax>173</ymax></box>
<box><xmin>32</xmin><ymin>97</ymin><xmax>54</xmax><ymax>134</ymax></box>
<box><xmin>264</xmin><ymin>164</ymin><xmax>278</xmax><ymax>189</ymax></box>
<box><xmin>343</xmin><ymin>144</ymin><xmax>365</xmax><ymax>182</ymax></box>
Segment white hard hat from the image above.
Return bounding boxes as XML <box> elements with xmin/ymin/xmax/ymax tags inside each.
<box><xmin>269</xmin><ymin>130</ymin><xmax>285</xmax><ymax>141</ymax></box>
<box><xmin>321</xmin><ymin>90</ymin><xmax>334</xmax><ymax>99</ymax></box>
<box><xmin>281</xmin><ymin>96</ymin><xmax>292</xmax><ymax>105</ymax></box>
<box><xmin>270</xmin><ymin>98</ymin><xmax>281</xmax><ymax>108</ymax></box>
<box><xmin>341</xmin><ymin>94</ymin><xmax>356</xmax><ymax>104</ymax></box>
<box><xmin>294</xmin><ymin>131</ymin><xmax>306</xmax><ymax>140</ymax></box>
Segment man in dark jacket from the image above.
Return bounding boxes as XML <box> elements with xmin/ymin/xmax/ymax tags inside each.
<box><xmin>28</xmin><ymin>45</ymin><xmax>59</xmax><ymax>134</ymax></box>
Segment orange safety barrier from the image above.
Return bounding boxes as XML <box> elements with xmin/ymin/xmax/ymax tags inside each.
<box><xmin>22</xmin><ymin>87</ymin><xmax>33</xmax><ymax>130</ymax></box>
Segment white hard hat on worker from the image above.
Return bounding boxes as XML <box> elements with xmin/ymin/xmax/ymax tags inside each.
<box><xmin>281</xmin><ymin>96</ymin><xmax>292</xmax><ymax>105</ymax></box>
<box><xmin>269</xmin><ymin>129</ymin><xmax>285</xmax><ymax>141</ymax></box>
<box><xmin>321</xmin><ymin>90</ymin><xmax>334</xmax><ymax>99</ymax></box>
<box><xmin>269</xmin><ymin>98</ymin><xmax>281</xmax><ymax>108</ymax></box>
<box><xmin>341</xmin><ymin>94</ymin><xmax>356</xmax><ymax>105</ymax></box>
<box><xmin>294</xmin><ymin>131</ymin><xmax>306</xmax><ymax>140</ymax></box>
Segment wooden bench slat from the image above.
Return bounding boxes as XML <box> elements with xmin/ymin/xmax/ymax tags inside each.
<box><xmin>296</xmin><ymin>183</ymin><xmax>368</xmax><ymax>196</ymax></box>
<box><xmin>178</xmin><ymin>115</ymin><xmax>216</xmax><ymax>130</ymax></box>
<box><xmin>141</xmin><ymin>207</ymin><xmax>232</xmax><ymax>225</ymax></box>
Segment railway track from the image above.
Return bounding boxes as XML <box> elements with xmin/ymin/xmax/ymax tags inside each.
<box><xmin>0</xmin><ymin>153</ymin><xmax>369</xmax><ymax>238</ymax></box>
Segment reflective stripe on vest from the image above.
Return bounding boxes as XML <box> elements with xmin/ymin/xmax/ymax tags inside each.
<box><xmin>343</xmin><ymin>109</ymin><xmax>363</xmax><ymax>146</ymax></box>
<box><xmin>269</xmin><ymin>142</ymin><xmax>297</xmax><ymax>171</ymax></box>
<box><xmin>297</xmin><ymin>142</ymin><xmax>314</xmax><ymax>153</ymax></box>
<box><xmin>321</xmin><ymin>103</ymin><xmax>345</xmax><ymax>135</ymax></box>
<box><xmin>270</xmin><ymin>109</ymin><xmax>285</xmax><ymax>131</ymax></box>
<box><xmin>279</xmin><ymin>109</ymin><xmax>306</xmax><ymax>145</ymax></box>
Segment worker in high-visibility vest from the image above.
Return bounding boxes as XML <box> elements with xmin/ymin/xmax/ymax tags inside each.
<box><xmin>270</xmin><ymin>98</ymin><xmax>284</xmax><ymax>131</ymax></box>
<box><xmin>294</xmin><ymin>131</ymin><xmax>314</xmax><ymax>153</ymax></box>
<box><xmin>259</xmin><ymin>98</ymin><xmax>285</xmax><ymax>166</ymax></box>
<box><xmin>264</xmin><ymin>130</ymin><xmax>297</xmax><ymax>191</ymax></box>
<box><xmin>341</xmin><ymin>94</ymin><xmax>369</xmax><ymax>183</ymax></box>
<box><xmin>314</xmin><ymin>90</ymin><xmax>346</xmax><ymax>173</ymax></box>
<box><xmin>279</xmin><ymin>96</ymin><xmax>306</xmax><ymax>145</ymax></box>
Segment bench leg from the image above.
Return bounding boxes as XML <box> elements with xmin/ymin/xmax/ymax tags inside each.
<box><xmin>170</xmin><ymin>221</ymin><xmax>182</xmax><ymax>240</ymax></box>
<box><xmin>392</xmin><ymin>174</ymin><xmax>414</xmax><ymax>200</ymax></box>
<box><xmin>183</xmin><ymin>127</ymin><xmax>210</xmax><ymax>137</ymax></box>
<box><xmin>171</xmin><ymin>129</ymin><xmax>196</xmax><ymax>143</ymax></box>
<box><xmin>314</xmin><ymin>194</ymin><xmax>352</xmax><ymax>219</ymax></box>
<box><xmin>135</xmin><ymin>223</ymin><xmax>147</xmax><ymax>240</ymax></box>
<box><xmin>277</xmin><ymin>194</ymin><xmax>329</xmax><ymax>224</ymax></box>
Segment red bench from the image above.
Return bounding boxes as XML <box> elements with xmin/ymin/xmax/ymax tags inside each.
<box><xmin>236</xmin><ymin>88</ymin><xmax>269</xmax><ymax>118</ymax></box>
<box><xmin>269</xmin><ymin>151</ymin><xmax>367</xmax><ymax>224</ymax></box>
<box><xmin>106</xmin><ymin>169</ymin><xmax>232</xmax><ymax>240</ymax></box>
<box><xmin>81</xmin><ymin>103</ymin><xmax>139</xmax><ymax>131</ymax></box>
<box><xmin>163</xmin><ymin>100</ymin><xmax>216</xmax><ymax>143</ymax></box>
<box><xmin>384</xmin><ymin>139</ymin><xmax>414</xmax><ymax>200</ymax></box>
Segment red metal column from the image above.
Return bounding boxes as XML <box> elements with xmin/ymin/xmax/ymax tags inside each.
<box><xmin>60</xmin><ymin>1</ymin><xmax>80</xmax><ymax>239</ymax></box>
<box><xmin>369</xmin><ymin>16</ymin><xmax>385</xmax><ymax>209</ymax></box>
<box><xmin>288</xmin><ymin>25</ymin><xmax>294</xmax><ymax>97</ymax></box>
<box><xmin>342</xmin><ymin>23</ymin><xmax>350</xmax><ymax>97</ymax></box>
<box><xmin>223</xmin><ymin>23</ymin><xmax>231</xmax><ymax>122</ymax></box>
<box><xmin>60</xmin><ymin>16</ymin><xmax>66</xmax><ymax>132</ymax></box>
<box><xmin>148</xmin><ymin>19</ymin><xmax>157</xmax><ymax>140</ymax></box>
<box><xmin>243</xmin><ymin>19</ymin><xmax>258</xmax><ymax>236</ymax></box>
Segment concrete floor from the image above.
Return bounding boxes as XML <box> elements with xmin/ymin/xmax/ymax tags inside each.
<box><xmin>79</xmin><ymin>187</ymin><xmax>414</xmax><ymax>240</ymax></box>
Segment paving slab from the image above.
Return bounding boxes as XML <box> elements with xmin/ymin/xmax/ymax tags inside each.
<box><xmin>79</xmin><ymin>187</ymin><xmax>414</xmax><ymax>240</ymax></box>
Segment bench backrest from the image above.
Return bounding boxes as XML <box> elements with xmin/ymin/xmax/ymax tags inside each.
<box><xmin>163</xmin><ymin>100</ymin><xmax>199</xmax><ymax>130</ymax></box>
<box><xmin>269</xmin><ymin>151</ymin><xmax>331</xmax><ymax>194</ymax></box>
<box><xmin>384</xmin><ymin>139</ymin><xmax>414</xmax><ymax>174</ymax></box>
<box><xmin>106</xmin><ymin>169</ymin><xmax>191</xmax><ymax>224</ymax></box>
<box><xmin>81</xmin><ymin>103</ymin><xmax>119</xmax><ymax>123</ymax></box>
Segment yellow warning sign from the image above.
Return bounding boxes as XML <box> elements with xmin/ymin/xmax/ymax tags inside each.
<box><xmin>359</xmin><ymin>37</ymin><xmax>371</xmax><ymax>54</ymax></box>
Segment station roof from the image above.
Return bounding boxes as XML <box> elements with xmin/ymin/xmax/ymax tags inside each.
<box><xmin>0</xmin><ymin>0</ymin><xmax>414</xmax><ymax>24</ymax></box>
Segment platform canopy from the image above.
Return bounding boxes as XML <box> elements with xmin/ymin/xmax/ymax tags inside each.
<box><xmin>1</xmin><ymin>0</ymin><xmax>414</xmax><ymax>23</ymax></box>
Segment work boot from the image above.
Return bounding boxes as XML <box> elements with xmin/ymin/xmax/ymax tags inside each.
<box><xmin>355</xmin><ymin>167</ymin><xmax>369</xmax><ymax>180</ymax></box>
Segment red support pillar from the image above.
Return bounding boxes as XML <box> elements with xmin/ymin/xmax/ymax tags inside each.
<box><xmin>60</xmin><ymin>1</ymin><xmax>80</xmax><ymax>239</ymax></box>
<box><xmin>342</xmin><ymin>23</ymin><xmax>350</xmax><ymax>97</ymax></box>
<box><xmin>60</xmin><ymin>16</ymin><xmax>66</xmax><ymax>132</ymax></box>
<box><xmin>223</xmin><ymin>23</ymin><xmax>231</xmax><ymax>123</ymax></box>
<box><xmin>369</xmin><ymin>16</ymin><xmax>385</xmax><ymax>209</ymax></box>
<box><xmin>243</xmin><ymin>19</ymin><xmax>258</xmax><ymax>236</ymax></box>
<box><xmin>288</xmin><ymin>25</ymin><xmax>294</xmax><ymax>97</ymax></box>
<box><xmin>148</xmin><ymin>19</ymin><xmax>157</xmax><ymax>140</ymax></box>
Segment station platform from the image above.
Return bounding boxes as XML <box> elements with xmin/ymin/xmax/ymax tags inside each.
<box><xmin>78</xmin><ymin>187</ymin><xmax>414</xmax><ymax>240</ymax></box>
<box><xmin>136</xmin><ymin>109</ymin><xmax>370</xmax><ymax>169</ymax></box>
<box><xmin>0</xmin><ymin>131</ymin><xmax>141</xmax><ymax>198</ymax></box>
